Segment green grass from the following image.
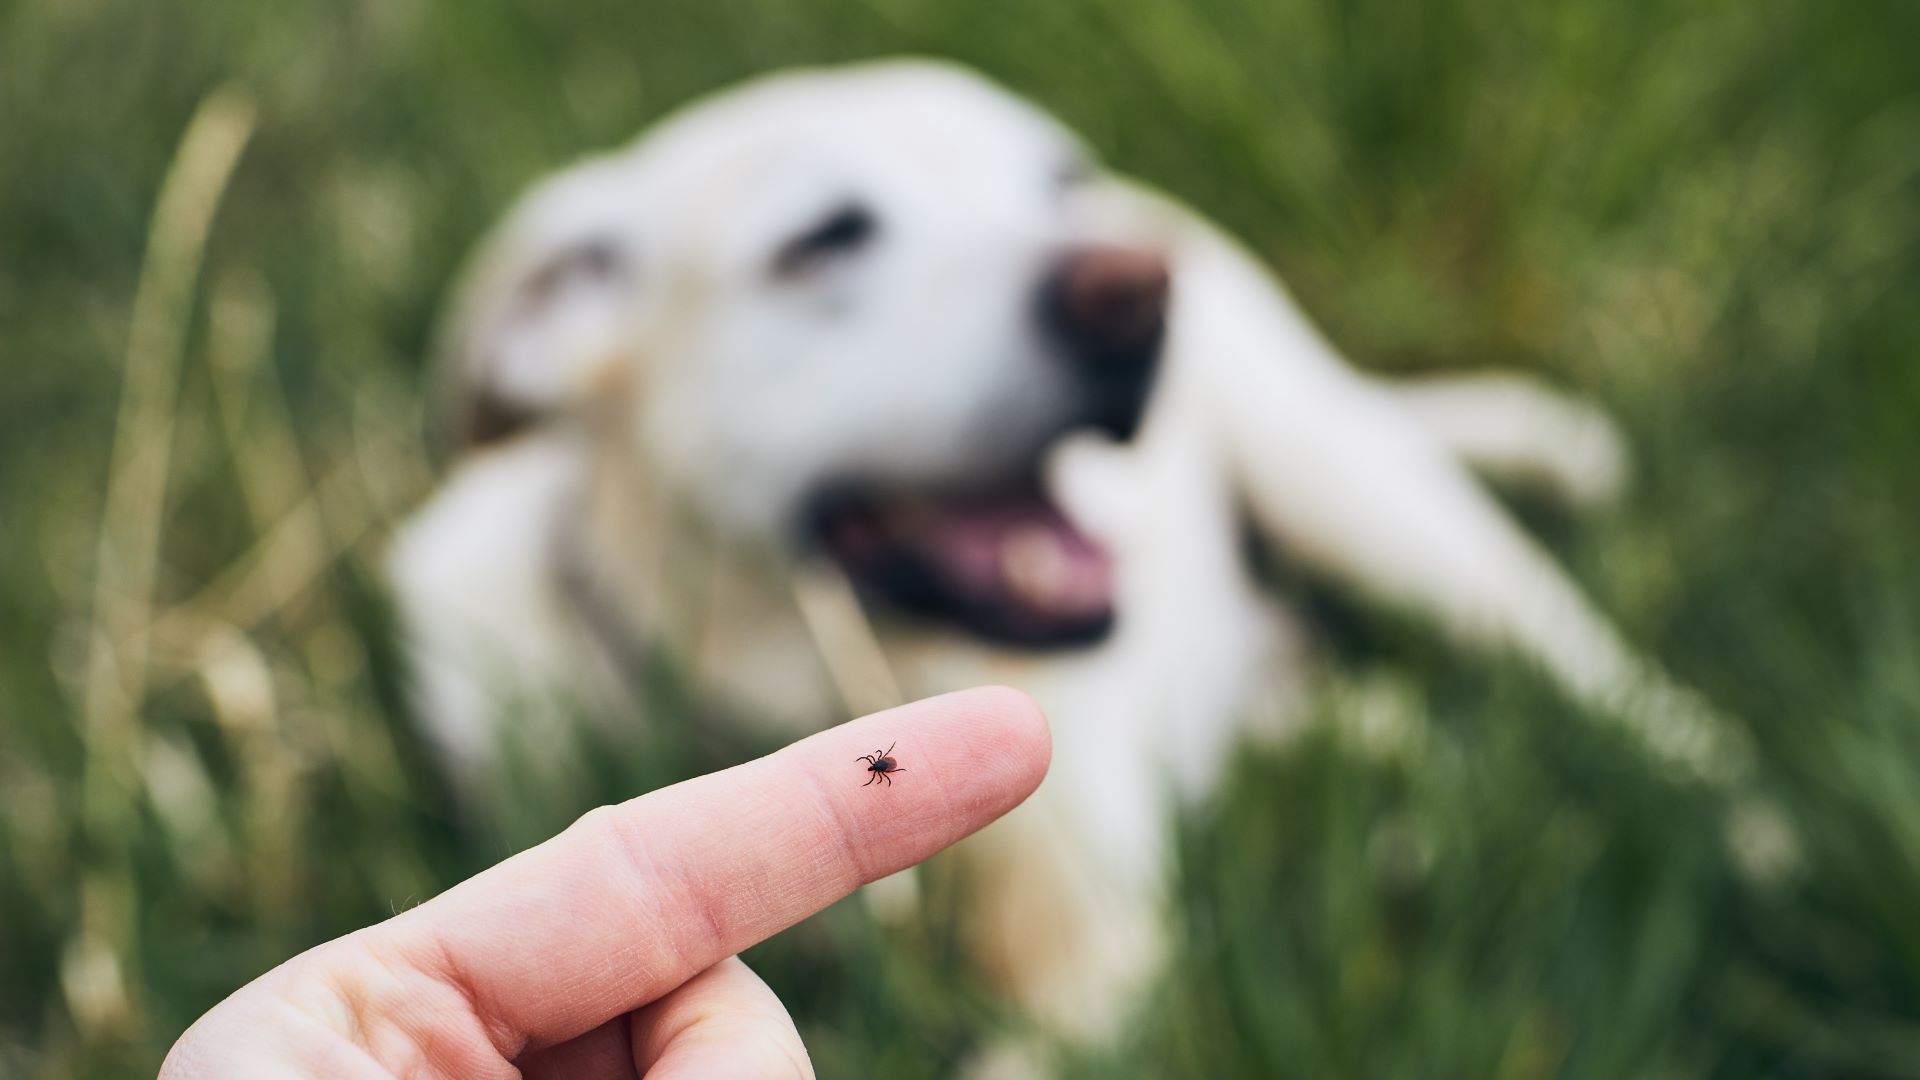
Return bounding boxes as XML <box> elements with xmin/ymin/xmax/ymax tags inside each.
<box><xmin>4</xmin><ymin>0</ymin><xmax>1920</xmax><ymax>1075</ymax></box>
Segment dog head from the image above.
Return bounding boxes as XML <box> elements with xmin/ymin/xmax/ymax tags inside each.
<box><xmin>442</xmin><ymin>60</ymin><xmax>1168</xmax><ymax>646</ymax></box>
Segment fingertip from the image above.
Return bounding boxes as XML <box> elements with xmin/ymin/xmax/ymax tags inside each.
<box><xmin>644</xmin><ymin>1033</ymin><xmax>812</xmax><ymax>1080</ymax></box>
<box><xmin>961</xmin><ymin>684</ymin><xmax>1052</xmax><ymax>793</ymax></box>
<box><xmin>843</xmin><ymin>685</ymin><xmax>1051</xmax><ymax>830</ymax></box>
<box><xmin>629</xmin><ymin>958</ymin><xmax>813</xmax><ymax>1080</ymax></box>
<box><xmin>895</xmin><ymin>685</ymin><xmax>1052</xmax><ymax>820</ymax></box>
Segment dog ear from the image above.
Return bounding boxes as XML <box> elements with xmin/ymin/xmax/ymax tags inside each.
<box><xmin>436</xmin><ymin>158</ymin><xmax>639</xmax><ymax>450</ymax></box>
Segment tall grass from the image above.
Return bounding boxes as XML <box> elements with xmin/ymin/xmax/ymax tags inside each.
<box><xmin>2</xmin><ymin>0</ymin><xmax>1918</xmax><ymax>1075</ymax></box>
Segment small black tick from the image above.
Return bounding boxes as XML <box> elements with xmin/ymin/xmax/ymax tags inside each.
<box><xmin>857</xmin><ymin>742</ymin><xmax>905</xmax><ymax>787</ymax></box>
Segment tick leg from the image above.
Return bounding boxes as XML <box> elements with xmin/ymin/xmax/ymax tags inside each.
<box><xmin>863</xmin><ymin>772</ymin><xmax>876</xmax><ymax>787</ymax></box>
<box><xmin>883</xmin><ymin>741</ymin><xmax>896</xmax><ymax>758</ymax></box>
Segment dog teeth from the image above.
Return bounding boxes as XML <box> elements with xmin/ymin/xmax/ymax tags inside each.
<box><xmin>1002</xmin><ymin>526</ymin><xmax>1070</xmax><ymax>606</ymax></box>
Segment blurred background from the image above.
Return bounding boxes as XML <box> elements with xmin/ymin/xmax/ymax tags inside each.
<box><xmin>4</xmin><ymin>0</ymin><xmax>1920</xmax><ymax>1075</ymax></box>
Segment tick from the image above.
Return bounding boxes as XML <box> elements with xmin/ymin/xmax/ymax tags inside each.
<box><xmin>857</xmin><ymin>742</ymin><xmax>906</xmax><ymax>787</ymax></box>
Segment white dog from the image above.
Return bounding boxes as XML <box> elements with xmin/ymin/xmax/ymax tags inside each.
<box><xmin>388</xmin><ymin>59</ymin><xmax>1739</xmax><ymax>1046</ymax></box>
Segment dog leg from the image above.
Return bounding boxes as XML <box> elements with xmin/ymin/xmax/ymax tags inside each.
<box><xmin>950</xmin><ymin>396</ymin><xmax>1289</xmax><ymax>1049</ymax></box>
<box><xmin>960</xmin><ymin>774</ymin><xmax>1168</xmax><ymax>1046</ymax></box>
<box><xmin>385</xmin><ymin>435</ymin><xmax>615</xmax><ymax>806</ymax></box>
<box><xmin>1168</xmin><ymin>226</ymin><xmax>1749</xmax><ymax>783</ymax></box>
<box><xmin>1381</xmin><ymin>371</ymin><xmax>1630</xmax><ymax>511</ymax></box>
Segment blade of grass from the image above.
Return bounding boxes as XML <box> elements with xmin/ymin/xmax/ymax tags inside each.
<box><xmin>71</xmin><ymin>85</ymin><xmax>254</xmax><ymax>1042</ymax></box>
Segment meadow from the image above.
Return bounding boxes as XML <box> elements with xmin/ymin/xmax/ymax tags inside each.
<box><xmin>3</xmin><ymin>0</ymin><xmax>1919</xmax><ymax>1075</ymax></box>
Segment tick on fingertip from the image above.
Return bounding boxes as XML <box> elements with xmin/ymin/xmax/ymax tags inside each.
<box><xmin>857</xmin><ymin>743</ymin><xmax>905</xmax><ymax>788</ymax></box>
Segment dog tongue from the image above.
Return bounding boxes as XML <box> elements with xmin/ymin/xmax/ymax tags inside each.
<box><xmin>915</xmin><ymin>498</ymin><xmax>1112</xmax><ymax>620</ymax></box>
<box><xmin>815</xmin><ymin>486</ymin><xmax>1117</xmax><ymax>638</ymax></box>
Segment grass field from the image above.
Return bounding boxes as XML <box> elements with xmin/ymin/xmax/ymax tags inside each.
<box><xmin>4</xmin><ymin>0</ymin><xmax>1920</xmax><ymax>1075</ymax></box>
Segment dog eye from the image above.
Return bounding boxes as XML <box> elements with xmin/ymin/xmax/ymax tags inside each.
<box><xmin>525</xmin><ymin>238</ymin><xmax>627</xmax><ymax>303</ymax></box>
<box><xmin>773</xmin><ymin>203</ymin><xmax>877</xmax><ymax>277</ymax></box>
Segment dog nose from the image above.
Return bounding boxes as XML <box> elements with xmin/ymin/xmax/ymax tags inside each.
<box><xmin>1042</xmin><ymin>244</ymin><xmax>1171</xmax><ymax>360</ymax></box>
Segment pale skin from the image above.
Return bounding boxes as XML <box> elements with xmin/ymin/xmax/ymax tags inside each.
<box><xmin>158</xmin><ymin>686</ymin><xmax>1051</xmax><ymax>1079</ymax></box>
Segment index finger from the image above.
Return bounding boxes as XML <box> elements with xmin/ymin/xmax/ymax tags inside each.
<box><xmin>373</xmin><ymin>685</ymin><xmax>1049</xmax><ymax>1055</ymax></box>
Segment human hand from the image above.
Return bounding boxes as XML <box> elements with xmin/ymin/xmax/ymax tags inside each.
<box><xmin>158</xmin><ymin>687</ymin><xmax>1049</xmax><ymax>1079</ymax></box>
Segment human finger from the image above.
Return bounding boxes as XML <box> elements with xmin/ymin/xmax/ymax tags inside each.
<box><xmin>628</xmin><ymin>957</ymin><xmax>809</xmax><ymax>1080</ymax></box>
<box><xmin>373</xmin><ymin>686</ymin><xmax>1049</xmax><ymax>1055</ymax></box>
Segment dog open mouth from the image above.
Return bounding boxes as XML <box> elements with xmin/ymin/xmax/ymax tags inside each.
<box><xmin>803</xmin><ymin>242</ymin><xmax>1171</xmax><ymax>647</ymax></box>
<box><xmin>808</xmin><ymin>478</ymin><xmax>1115</xmax><ymax>647</ymax></box>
